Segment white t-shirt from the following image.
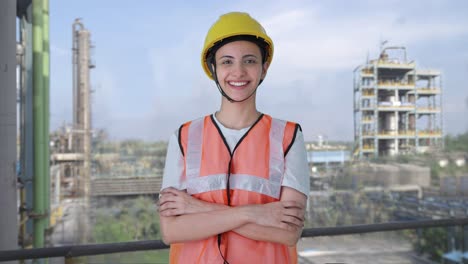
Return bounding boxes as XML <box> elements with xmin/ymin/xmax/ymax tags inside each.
<box><xmin>161</xmin><ymin>114</ymin><xmax>310</xmax><ymax>197</ymax></box>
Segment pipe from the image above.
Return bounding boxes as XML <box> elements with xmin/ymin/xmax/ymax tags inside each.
<box><xmin>20</xmin><ymin>2</ymin><xmax>36</xmax><ymax>247</ymax></box>
<box><xmin>18</xmin><ymin>15</ymin><xmax>30</xmax><ymax>251</ymax></box>
<box><xmin>72</xmin><ymin>19</ymin><xmax>83</xmax><ymax>135</ymax></box>
<box><xmin>42</xmin><ymin>0</ymin><xmax>51</xmax><ymax>232</ymax></box>
<box><xmin>381</xmin><ymin>46</ymin><xmax>407</xmax><ymax>63</ymax></box>
<box><xmin>0</xmin><ymin>0</ymin><xmax>19</xmax><ymax>259</ymax></box>
<box><xmin>33</xmin><ymin>0</ymin><xmax>46</xmax><ymax>252</ymax></box>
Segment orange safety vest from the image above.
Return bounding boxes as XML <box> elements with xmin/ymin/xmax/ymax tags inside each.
<box><xmin>170</xmin><ymin>114</ymin><xmax>300</xmax><ymax>264</ymax></box>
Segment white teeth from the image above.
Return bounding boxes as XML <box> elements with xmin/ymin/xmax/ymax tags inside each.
<box><xmin>229</xmin><ymin>81</ymin><xmax>247</xmax><ymax>87</ymax></box>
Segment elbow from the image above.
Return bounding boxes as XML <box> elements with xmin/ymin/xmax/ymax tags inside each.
<box><xmin>161</xmin><ymin>226</ymin><xmax>179</xmax><ymax>245</ymax></box>
<box><xmin>159</xmin><ymin>216</ymin><xmax>176</xmax><ymax>245</ymax></box>
<box><xmin>161</xmin><ymin>223</ymin><xmax>186</xmax><ymax>245</ymax></box>
<box><xmin>285</xmin><ymin>235</ymin><xmax>300</xmax><ymax>247</ymax></box>
<box><xmin>161</xmin><ymin>233</ymin><xmax>172</xmax><ymax>245</ymax></box>
<box><xmin>283</xmin><ymin>228</ymin><xmax>301</xmax><ymax>247</ymax></box>
<box><xmin>160</xmin><ymin>227</ymin><xmax>171</xmax><ymax>245</ymax></box>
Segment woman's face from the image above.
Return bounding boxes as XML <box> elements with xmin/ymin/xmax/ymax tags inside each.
<box><xmin>214</xmin><ymin>40</ymin><xmax>269</xmax><ymax>102</ymax></box>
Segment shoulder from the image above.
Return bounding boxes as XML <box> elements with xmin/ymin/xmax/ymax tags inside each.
<box><xmin>177</xmin><ymin>115</ymin><xmax>211</xmax><ymax>156</ymax></box>
<box><xmin>264</xmin><ymin>115</ymin><xmax>303</xmax><ymax>156</ymax></box>
<box><xmin>179</xmin><ymin>115</ymin><xmax>210</xmax><ymax>129</ymax></box>
<box><xmin>268</xmin><ymin>114</ymin><xmax>303</xmax><ymax>132</ymax></box>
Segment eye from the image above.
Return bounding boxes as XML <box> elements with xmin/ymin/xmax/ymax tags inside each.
<box><xmin>244</xmin><ymin>59</ymin><xmax>257</xmax><ymax>64</ymax></box>
<box><xmin>220</xmin><ymin>59</ymin><xmax>233</xmax><ymax>65</ymax></box>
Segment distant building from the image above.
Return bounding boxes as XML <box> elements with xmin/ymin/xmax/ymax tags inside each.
<box><xmin>353</xmin><ymin>46</ymin><xmax>443</xmax><ymax>159</ymax></box>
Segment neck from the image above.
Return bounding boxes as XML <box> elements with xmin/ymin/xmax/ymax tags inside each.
<box><xmin>216</xmin><ymin>96</ymin><xmax>260</xmax><ymax>130</ymax></box>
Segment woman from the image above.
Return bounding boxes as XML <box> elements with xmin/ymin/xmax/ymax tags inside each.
<box><xmin>158</xmin><ymin>11</ymin><xmax>310</xmax><ymax>264</ymax></box>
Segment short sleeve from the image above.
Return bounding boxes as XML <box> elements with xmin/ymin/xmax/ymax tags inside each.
<box><xmin>282</xmin><ymin>130</ymin><xmax>310</xmax><ymax>197</ymax></box>
<box><xmin>161</xmin><ymin>131</ymin><xmax>186</xmax><ymax>191</ymax></box>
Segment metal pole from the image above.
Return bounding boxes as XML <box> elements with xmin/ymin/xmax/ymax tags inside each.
<box><xmin>42</xmin><ymin>0</ymin><xmax>51</xmax><ymax>234</ymax></box>
<box><xmin>33</xmin><ymin>0</ymin><xmax>46</xmax><ymax>253</ymax></box>
<box><xmin>0</xmin><ymin>1</ymin><xmax>19</xmax><ymax>263</ymax></box>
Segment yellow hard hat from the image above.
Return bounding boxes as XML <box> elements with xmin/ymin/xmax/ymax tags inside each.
<box><xmin>201</xmin><ymin>12</ymin><xmax>274</xmax><ymax>80</ymax></box>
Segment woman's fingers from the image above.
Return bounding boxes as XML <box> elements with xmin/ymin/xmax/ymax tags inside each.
<box><xmin>159</xmin><ymin>190</ymin><xmax>197</xmax><ymax>215</ymax></box>
<box><xmin>159</xmin><ymin>188</ymin><xmax>204</xmax><ymax>216</ymax></box>
<box><xmin>159</xmin><ymin>208</ymin><xmax>181</xmax><ymax>217</ymax></box>
<box><xmin>161</xmin><ymin>187</ymin><xmax>184</xmax><ymax>196</ymax></box>
<box><xmin>159</xmin><ymin>200</ymin><xmax>182</xmax><ymax>215</ymax></box>
<box><xmin>158</xmin><ymin>192</ymin><xmax>178</xmax><ymax>206</ymax></box>
<box><xmin>284</xmin><ymin>207</ymin><xmax>305</xmax><ymax>221</ymax></box>
<box><xmin>281</xmin><ymin>200</ymin><xmax>305</xmax><ymax>210</ymax></box>
<box><xmin>282</xmin><ymin>201</ymin><xmax>306</xmax><ymax>225</ymax></box>
<box><xmin>252</xmin><ymin>201</ymin><xmax>306</xmax><ymax>230</ymax></box>
<box><xmin>282</xmin><ymin>215</ymin><xmax>304</xmax><ymax>228</ymax></box>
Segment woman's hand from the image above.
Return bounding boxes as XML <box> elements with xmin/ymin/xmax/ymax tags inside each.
<box><xmin>158</xmin><ymin>187</ymin><xmax>225</xmax><ymax>217</ymax></box>
<box><xmin>245</xmin><ymin>201</ymin><xmax>305</xmax><ymax>231</ymax></box>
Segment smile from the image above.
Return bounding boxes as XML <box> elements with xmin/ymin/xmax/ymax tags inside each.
<box><xmin>228</xmin><ymin>81</ymin><xmax>249</xmax><ymax>87</ymax></box>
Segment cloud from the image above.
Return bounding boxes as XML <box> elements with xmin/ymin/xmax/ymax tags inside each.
<box><xmin>263</xmin><ymin>9</ymin><xmax>468</xmax><ymax>75</ymax></box>
<box><xmin>49</xmin><ymin>1</ymin><xmax>468</xmax><ymax>141</ymax></box>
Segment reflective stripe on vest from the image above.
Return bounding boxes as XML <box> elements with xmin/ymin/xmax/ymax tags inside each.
<box><xmin>186</xmin><ymin>116</ymin><xmax>286</xmax><ymax>199</ymax></box>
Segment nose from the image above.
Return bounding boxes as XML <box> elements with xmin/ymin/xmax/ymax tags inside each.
<box><xmin>231</xmin><ymin>62</ymin><xmax>246</xmax><ymax>77</ymax></box>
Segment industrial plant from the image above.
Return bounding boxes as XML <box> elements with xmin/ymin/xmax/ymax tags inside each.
<box><xmin>353</xmin><ymin>46</ymin><xmax>443</xmax><ymax>159</ymax></box>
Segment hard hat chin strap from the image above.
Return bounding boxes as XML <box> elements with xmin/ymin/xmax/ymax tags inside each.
<box><xmin>212</xmin><ymin>64</ymin><xmax>262</xmax><ymax>103</ymax></box>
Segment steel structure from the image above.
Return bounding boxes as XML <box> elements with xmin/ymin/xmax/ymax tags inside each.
<box><xmin>353</xmin><ymin>46</ymin><xmax>443</xmax><ymax>159</ymax></box>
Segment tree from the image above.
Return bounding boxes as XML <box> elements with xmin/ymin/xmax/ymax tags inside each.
<box><xmin>91</xmin><ymin>196</ymin><xmax>169</xmax><ymax>263</ymax></box>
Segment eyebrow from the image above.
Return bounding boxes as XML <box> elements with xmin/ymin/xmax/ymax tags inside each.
<box><xmin>218</xmin><ymin>54</ymin><xmax>259</xmax><ymax>60</ymax></box>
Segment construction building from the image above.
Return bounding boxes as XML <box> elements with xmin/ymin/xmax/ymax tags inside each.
<box><xmin>353</xmin><ymin>46</ymin><xmax>443</xmax><ymax>159</ymax></box>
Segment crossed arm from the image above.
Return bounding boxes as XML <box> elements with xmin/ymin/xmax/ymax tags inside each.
<box><xmin>158</xmin><ymin>186</ymin><xmax>306</xmax><ymax>247</ymax></box>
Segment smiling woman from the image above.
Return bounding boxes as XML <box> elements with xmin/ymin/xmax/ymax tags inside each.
<box><xmin>158</xmin><ymin>12</ymin><xmax>310</xmax><ymax>264</ymax></box>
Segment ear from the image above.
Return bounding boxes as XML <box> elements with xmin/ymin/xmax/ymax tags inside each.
<box><xmin>209</xmin><ymin>62</ymin><xmax>216</xmax><ymax>77</ymax></box>
<box><xmin>261</xmin><ymin>62</ymin><xmax>270</xmax><ymax>80</ymax></box>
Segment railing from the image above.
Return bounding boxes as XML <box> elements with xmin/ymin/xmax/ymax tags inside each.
<box><xmin>362</xmin><ymin>145</ymin><xmax>375</xmax><ymax>151</ymax></box>
<box><xmin>361</xmin><ymin>69</ymin><xmax>373</xmax><ymax>75</ymax></box>
<box><xmin>413</xmin><ymin>88</ymin><xmax>441</xmax><ymax>94</ymax></box>
<box><xmin>1</xmin><ymin>218</ymin><xmax>468</xmax><ymax>262</ymax></box>
<box><xmin>377</xmin><ymin>80</ymin><xmax>415</xmax><ymax>87</ymax></box>
<box><xmin>362</xmin><ymin>91</ymin><xmax>375</xmax><ymax>96</ymax></box>
<box><xmin>375</xmin><ymin>130</ymin><xmax>442</xmax><ymax>137</ymax></box>
<box><xmin>375</xmin><ymin>60</ymin><xmax>415</xmax><ymax>68</ymax></box>
<box><xmin>417</xmin><ymin>107</ymin><xmax>441</xmax><ymax>113</ymax></box>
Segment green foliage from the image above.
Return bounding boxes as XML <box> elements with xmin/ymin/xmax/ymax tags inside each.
<box><xmin>444</xmin><ymin>132</ymin><xmax>468</xmax><ymax>153</ymax></box>
<box><xmin>430</xmin><ymin>162</ymin><xmax>440</xmax><ymax>182</ymax></box>
<box><xmin>92</xmin><ymin>139</ymin><xmax>168</xmax><ymax>178</ymax></box>
<box><xmin>411</xmin><ymin>228</ymin><xmax>448</xmax><ymax>262</ymax></box>
<box><xmin>95</xmin><ymin>139</ymin><xmax>168</xmax><ymax>157</ymax></box>
<box><xmin>91</xmin><ymin>197</ymin><xmax>169</xmax><ymax>263</ymax></box>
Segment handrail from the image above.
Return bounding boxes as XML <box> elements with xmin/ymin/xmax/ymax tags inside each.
<box><xmin>0</xmin><ymin>240</ymin><xmax>169</xmax><ymax>262</ymax></box>
<box><xmin>1</xmin><ymin>218</ymin><xmax>468</xmax><ymax>262</ymax></box>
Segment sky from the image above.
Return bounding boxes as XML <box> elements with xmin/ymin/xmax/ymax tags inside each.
<box><xmin>47</xmin><ymin>0</ymin><xmax>468</xmax><ymax>142</ymax></box>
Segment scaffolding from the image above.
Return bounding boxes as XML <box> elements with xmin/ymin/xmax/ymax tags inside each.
<box><xmin>353</xmin><ymin>46</ymin><xmax>443</xmax><ymax>159</ymax></box>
